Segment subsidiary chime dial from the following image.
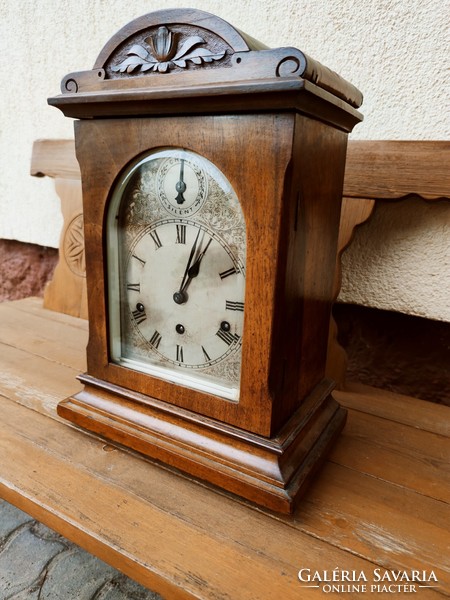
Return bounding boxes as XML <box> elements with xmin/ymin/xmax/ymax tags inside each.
<box><xmin>107</xmin><ymin>149</ymin><xmax>246</xmax><ymax>401</ymax></box>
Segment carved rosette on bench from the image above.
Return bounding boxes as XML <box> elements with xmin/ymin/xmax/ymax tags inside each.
<box><xmin>49</xmin><ymin>8</ymin><xmax>363</xmax><ymax>513</ymax></box>
<box><xmin>63</xmin><ymin>214</ymin><xmax>85</xmax><ymax>276</ymax></box>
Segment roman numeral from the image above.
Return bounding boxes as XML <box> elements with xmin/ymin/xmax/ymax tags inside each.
<box><xmin>225</xmin><ymin>300</ymin><xmax>244</xmax><ymax>312</ymax></box>
<box><xmin>149</xmin><ymin>330</ymin><xmax>162</xmax><ymax>349</ymax></box>
<box><xmin>202</xmin><ymin>346</ymin><xmax>211</xmax><ymax>362</ymax></box>
<box><xmin>216</xmin><ymin>329</ymin><xmax>240</xmax><ymax>346</ymax></box>
<box><xmin>132</xmin><ymin>254</ymin><xmax>146</xmax><ymax>266</ymax></box>
<box><xmin>176</xmin><ymin>224</ymin><xmax>186</xmax><ymax>244</ymax></box>
<box><xmin>176</xmin><ymin>344</ymin><xmax>184</xmax><ymax>362</ymax></box>
<box><xmin>149</xmin><ymin>230</ymin><xmax>162</xmax><ymax>249</ymax></box>
<box><xmin>219</xmin><ymin>266</ymin><xmax>237</xmax><ymax>280</ymax></box>
<box><xmin>126</xmin><ymin>283</ymin><xmax>140</xmax><ymax>292</ymax></box>
<box><xmin>131</xmin><ymin>308</ymin><xmax>146</xmax><ymax>324</ymax></box>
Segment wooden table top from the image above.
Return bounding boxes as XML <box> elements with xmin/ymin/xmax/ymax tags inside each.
<box><xmin>0</xmin><ymin>297</ymin><xmax>448</xmax><ymax>599</ymax></box>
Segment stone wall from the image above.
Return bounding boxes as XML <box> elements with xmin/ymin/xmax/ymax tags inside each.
<box><xmin>0</xmin><ymin>240</ymin><xmax>57</xmax><ymax>302</ymax></box>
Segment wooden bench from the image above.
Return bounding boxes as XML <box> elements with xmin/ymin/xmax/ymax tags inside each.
<box><xmin>0</xmin><ymin>141</ymin><xmax>448</xmax><ymax>598</ymax></box>
<box><xmin>30</xmin><ymin>139</ymin><xmax>450</xmax><ymax>387</ymax></box>
<box><xmin>1</xmin><ymin>298</ymin><xmax>449</xmax><ymax>598</ymax></box>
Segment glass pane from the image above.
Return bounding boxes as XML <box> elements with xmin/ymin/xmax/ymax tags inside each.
<box><xmin>106</xmin><ymin>148</ymin><xmax>246</xmax><ymax>401</ymax></box>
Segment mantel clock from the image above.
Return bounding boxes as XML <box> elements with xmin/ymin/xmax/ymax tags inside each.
<box><xmin>49</xmin><ymin>8</ymin><xmax>363</xmax><ymax>513</ymax></box>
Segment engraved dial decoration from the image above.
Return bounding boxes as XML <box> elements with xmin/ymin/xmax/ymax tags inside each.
<box><xmin>107</xmin><ymin>149</ymin><xmax>246</xmax><ymax>401</ymax></box>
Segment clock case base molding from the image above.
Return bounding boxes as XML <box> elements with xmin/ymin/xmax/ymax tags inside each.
<box><xmin>57</xmin><ymin>377</ymin><xmax>346</xmax><ymax>514</ymax></box>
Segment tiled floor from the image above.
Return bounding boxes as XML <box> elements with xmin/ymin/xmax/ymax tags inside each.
<box><xmin>0</xmin><ymin>500</ymin><xmax>162</xmax><ymax>599</ymax></box>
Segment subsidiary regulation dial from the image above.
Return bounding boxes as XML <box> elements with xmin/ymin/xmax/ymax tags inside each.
<box><xmin>157</xmin><ymin>155</ymin><xmax>208</xmax><ymax>216</ymax></box>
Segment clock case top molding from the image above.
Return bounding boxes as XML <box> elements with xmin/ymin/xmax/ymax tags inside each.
<box><xmin>49</xmin><ymin>8</ymin><xmax>362</xmax><ymax>123</ymax></box>
<box><xmin>49</xmin><ymin>9</ymin><xmax>363</xmax><ymax>513</ymax></box>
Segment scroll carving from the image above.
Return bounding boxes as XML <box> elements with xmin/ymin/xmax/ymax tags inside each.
<box><xmin>275</xmin><ymin>56</ymin><xmax>304</xmax><ymax>78</ymax></box>
<box><xmin>64</xmin><ymin>78</ymin><xmax>79</xmax><ymax>93</ymax></box>
<box><xmin>111</xmin><ymin>26</ymin><xmax>227</xmax><ymax>75</ymax></box>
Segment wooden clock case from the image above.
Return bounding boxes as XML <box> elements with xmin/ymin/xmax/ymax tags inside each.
<box><xmin>49</xmin><ymin>8</ymin><xmax>363</xmax><ymax>513</ymax></box>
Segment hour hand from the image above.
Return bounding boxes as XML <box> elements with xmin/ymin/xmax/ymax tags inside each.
<box><xmin>173</xmin><ymin>232</ymin><xmax>212</xmax><ymax>305</ymax></box>
<box><xmin>173</xmin><ymin>228</ymin><xmax>200</xmax><ymax>304</ymax></box>
<box><xmin>184</xmin><ymin>237</ymin><xmax>212</xmax><ymax>283</ymax></box>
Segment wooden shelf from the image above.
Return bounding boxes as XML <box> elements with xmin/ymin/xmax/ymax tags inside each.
<box><xmin>0</xmin><ymin>297</ymin><xmax>448</xmax><ymax>598</ymax></box>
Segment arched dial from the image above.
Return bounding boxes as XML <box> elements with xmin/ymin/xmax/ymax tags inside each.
<box><xmin>107</xmin><ymin>148</ymin><xmax>246</xmax><ymax>401</ymax></box>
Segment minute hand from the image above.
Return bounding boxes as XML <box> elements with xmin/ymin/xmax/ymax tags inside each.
<box><xmin>178</xmin><ymin>228</ymin><xmax>200</xmax><ymax>293</ymax></box>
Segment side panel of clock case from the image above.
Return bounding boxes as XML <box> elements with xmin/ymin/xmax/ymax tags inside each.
<box><xmin>269</xmin><ymin>114</ymin><xmax>348</xmax><ymax>433</ymax></box>
<box><xmin>75</xmin><ymin>113</ymin><xmax>345</xmax><ymax>437</ymax></box>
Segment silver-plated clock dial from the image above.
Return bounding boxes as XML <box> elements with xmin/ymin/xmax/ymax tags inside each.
<box><xmin>107</xmin><ymin>148</ymin><xmax>246</xmax><ymax>401</ymax></box>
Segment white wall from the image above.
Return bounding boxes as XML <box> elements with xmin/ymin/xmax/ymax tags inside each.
<box><xmin>340</xmin><ymin>199</ymin><xmax>450</xmax><ymax>321</ymax></box>
<box><xmin>1</xmin><ymin>0</ymin><xmax>449</xmax><ymax>319</ymax></box>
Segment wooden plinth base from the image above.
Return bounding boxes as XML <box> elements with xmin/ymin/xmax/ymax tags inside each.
<box><xmin>57</xmin><ymin>376</ymin><xmax>346</xmax><ymax>513</ymax></box>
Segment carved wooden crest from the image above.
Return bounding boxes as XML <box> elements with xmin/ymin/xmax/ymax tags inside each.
<box><xmin>49</xmin><ymin>8</ymin><xmax>363</xmax><ymax>123</ymax></box>
<box><xmin>111</xmin><ymin>26</ymin><xmax>227</xmax><ymax>74</ymax></box>
<box><xmin>94</xmin><ymin>8</ymin><xmax>252</xmax><ymax>80</ymax></box>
